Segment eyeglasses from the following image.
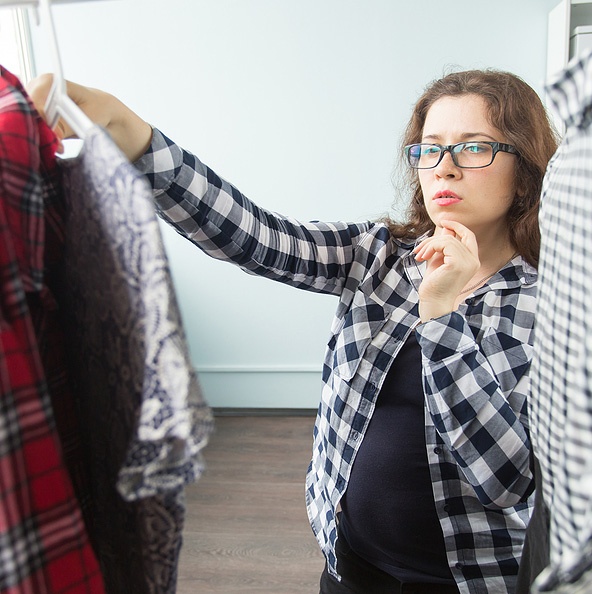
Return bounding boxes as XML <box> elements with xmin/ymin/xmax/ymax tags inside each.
<box><xmin>404</xmin><ymin>141</ymin><xmax>520</xmax><ymax>169</ymax></box>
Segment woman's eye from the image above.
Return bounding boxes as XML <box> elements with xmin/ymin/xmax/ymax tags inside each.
<box><xmin>464</xmin><ymin>143</ymin><xmax>486</xmax><ymax>154</ymax></box>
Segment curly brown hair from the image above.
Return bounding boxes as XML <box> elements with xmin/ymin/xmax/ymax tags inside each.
<box><xmin>386</xmin><ymin>69</ymin><xmax>559</xmax><ymax>267</ymax></box>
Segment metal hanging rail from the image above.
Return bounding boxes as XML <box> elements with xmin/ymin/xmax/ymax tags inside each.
<box><xmin>0</xmin><ymin>0</ymin><xmax>104</xmax><ymax>6</ymax></box>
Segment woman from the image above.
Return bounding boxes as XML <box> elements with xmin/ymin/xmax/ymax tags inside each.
<box><xmin>28</xmin><ymin>68</ymin><xmax>557</xmax><ymax>593</ymax></box>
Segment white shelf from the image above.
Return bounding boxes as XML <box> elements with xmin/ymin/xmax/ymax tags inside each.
<box><xmin>546</xmin><ymin>0</ymin><xmax>592</xmax><ymax>131</ymax></box>
<box><xmin>548</xmin><ymin>0</ymin><xmax>592</xmax><ymax>78</ymax></box>
<box><xmin>548</xmin><ymin>0</ymin><xmax>570</xmax><ymax>80</ymax></box>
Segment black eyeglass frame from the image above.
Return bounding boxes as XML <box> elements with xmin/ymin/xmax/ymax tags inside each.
<box><xmin>404</xmin><ymin>141</ymin><xmax>520</xmax><ymax>169</ymax></box>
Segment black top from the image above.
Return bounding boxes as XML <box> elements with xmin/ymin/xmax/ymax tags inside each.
<box><xmin>340</xmin><ymin>331</ymin><xmax>455</xmax><ymax>584</ymax></box>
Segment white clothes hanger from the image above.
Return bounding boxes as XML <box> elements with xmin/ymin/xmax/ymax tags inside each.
<box><xmin>0</xmin><ymin>0</ymin><xmax>96</xmax><ymax>138</ymax></box>
<box><xmin>36</xmin><ymin>0</ymin><xmax>94</xmax><ymax>138</ymax></box>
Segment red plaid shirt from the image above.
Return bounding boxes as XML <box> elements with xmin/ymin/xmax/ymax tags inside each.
<box><xmin>0</xmin><ymin>66</ymin><xmax>105</xmax><ymax>593</ymax></box>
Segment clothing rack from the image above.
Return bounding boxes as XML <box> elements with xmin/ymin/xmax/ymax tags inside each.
<box><xmin>0</xmin><ymin>0</ymin><xmax>102</xmax><ymax>6</ymax></box>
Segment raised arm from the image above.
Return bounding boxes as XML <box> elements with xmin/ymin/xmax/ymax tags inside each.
<box><xmin>26</xmin><ymin>74</ymin><xmax>374</xmax><ymax>296</ymax></box>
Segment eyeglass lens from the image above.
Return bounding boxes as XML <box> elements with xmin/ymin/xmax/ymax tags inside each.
<box><xmin>407</xmin><ymin>142</ymin><xmax>494</xmax><ymax>169</ymax></box>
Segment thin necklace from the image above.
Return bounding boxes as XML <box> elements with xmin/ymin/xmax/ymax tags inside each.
<box><xmin>458</xmin><ymin>253</ymin><xmax>518</xmax><ymax>295</ymax></box>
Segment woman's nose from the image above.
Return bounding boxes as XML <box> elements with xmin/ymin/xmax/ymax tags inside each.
<box><xmin>434</xmin><ymin>150</ymin><xmax>461</xmax><ymax>178</ymax></box>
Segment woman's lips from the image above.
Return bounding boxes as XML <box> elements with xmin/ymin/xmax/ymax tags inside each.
<box><xmin>433</xmin><ymin>197</ymin><xmax>462</xmax><ymax>206</ymax></box>
<box><xmin>433</xmin><ymin>192</ymin><xmax>461</xmax><ymax>206</ymax></box>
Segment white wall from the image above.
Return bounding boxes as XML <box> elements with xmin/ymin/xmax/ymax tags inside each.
<box><xmin>29</xmin><ymin>0</ymin><xmax>558</xmax><ymax>408</ymax></box>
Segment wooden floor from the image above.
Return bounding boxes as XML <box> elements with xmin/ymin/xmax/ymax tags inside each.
<box><xmin>177</xmin><ymin>414</ymin><xmax>325</xmax><ymax>594</ymax></box>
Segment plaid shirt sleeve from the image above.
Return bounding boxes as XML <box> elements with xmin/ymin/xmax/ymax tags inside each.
<box><xmin>416</xmin><ymin>308</ymin><xmax>534</xmax><ymax>509</ymax></box>
<box><xmin>135</xmin><ymin>128</ymin><xmax>372</xmax><ymax>294</ymax></box>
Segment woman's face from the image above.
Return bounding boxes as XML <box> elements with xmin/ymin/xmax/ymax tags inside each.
<box><xmin>418</xmin><ymin>94</ymin><xmax>517</xmax><ymax>243</ymax></box>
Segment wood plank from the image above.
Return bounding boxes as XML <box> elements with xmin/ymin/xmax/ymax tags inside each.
<box><xmin>178</xmin><ymin>415</ymin><xmax>325</xmax><ymax>593</ymax></box>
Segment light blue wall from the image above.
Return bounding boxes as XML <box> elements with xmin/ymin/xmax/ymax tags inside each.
<box><xmin>30</xmin><ymin>0</ymin><xmax>558</xmax><ymax>408</ymax></box>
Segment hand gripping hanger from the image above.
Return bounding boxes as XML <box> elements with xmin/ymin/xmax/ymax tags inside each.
<box><xmin>0</xmin><ymin>0</ymin><xmax>95</xmax><ymax>138</ymax></box>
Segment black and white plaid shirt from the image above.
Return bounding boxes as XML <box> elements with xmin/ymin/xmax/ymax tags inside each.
<box><xmin>530</xmin><ymin>50</ymin><xmax>592</xmax><ymax>593</ymax></box>
<box><xmin>136</xmin><ymin>128</ymin><xmax>537</xmax><ymax>594</ymax></box>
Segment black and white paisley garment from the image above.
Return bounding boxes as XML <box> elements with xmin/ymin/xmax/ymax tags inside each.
<box><xmin>55</xmin><ymin>126</ymin><xmax>213</xmax><ymax>594</ymax></box>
